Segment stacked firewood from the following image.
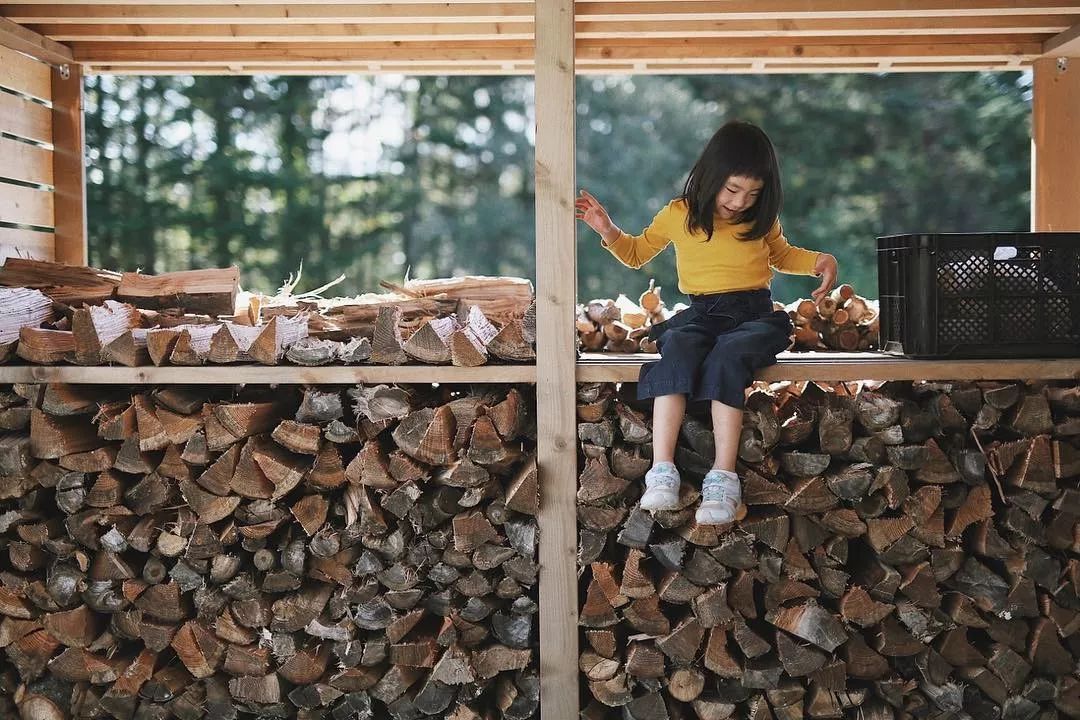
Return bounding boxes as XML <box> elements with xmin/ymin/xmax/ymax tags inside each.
<box><xmin>264</xmin><ymin>276</ymin><xmax>536</xmax><ymax>342</ymax></box>
<box><xmin>577</xmin><ymin>280</ymin><xmax>675</xmax><ymax>354</ymax></box>
<box><xmin>577</xmin><ymin>281</ymin><xmax>880</xmax><ymax>354</ymax></box>
<box><xmin>784</xmin><ymin>285</ymin><xmax>880</xmax><ymax>352</ymax></box>
<box><xmin>576</xmin><ymin>379</ymin><xmax>1080</xmax><ymax>719</ymax></box>
<box><xmin>0</xmin><ymin>381</ymin><xmax>539</xmax><ymax>719</ymax></box>
<box><xmin>0</xmin><ymin>259</ymin><xmax>536</xmax><ymax>367</ymax></box>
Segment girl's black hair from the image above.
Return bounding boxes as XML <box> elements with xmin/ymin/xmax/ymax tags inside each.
<box><xmin>680</xmin><ymin>120</ymin><xmax>783</xmax><ymax>241</ymax></box>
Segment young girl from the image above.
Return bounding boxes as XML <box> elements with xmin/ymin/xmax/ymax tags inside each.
<box><xmin>576</xmin><ymin>120</ymin><xmax>837</xmax><ymax>525</ymax></box>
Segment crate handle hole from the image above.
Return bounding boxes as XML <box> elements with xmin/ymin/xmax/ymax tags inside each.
<box><xmin>993</xmin><ymin>245</ymin><xmax>1041</xmax><ymax>261</ymax></box>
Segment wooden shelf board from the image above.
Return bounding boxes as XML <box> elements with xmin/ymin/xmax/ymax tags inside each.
<box><xmin>0</xmin><ymin>363</ymin><xmax>537</xmax><ymax>384</ymax></box>
<box><xmin>577</xmin><ymin>352</ymin><xmax>1080</xmax><ymax>382</ymax></box>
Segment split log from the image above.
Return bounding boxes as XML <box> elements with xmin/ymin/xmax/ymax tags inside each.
<box><xmin>17</xmin><ymin>328</ymin><xmax>74</xmax><ymax>364</ymax></box>
<box><xmin>285</xmin><ymin>337</ymin><xmax>342</xmax><ymax>366</ymax></box>
<box><xmin>170</xmin><ymin>324</ymin><xmax>221</xmax><ymax>366</ymax></box>
<box><xmin>0</xmin><ymin>288</ymin><xmax>54</xmax><ymax>351</ymax></box>
<box><xmin>404</xmin><ymin>316</ymin><xmax>458</xmax><ymax>364</ymax></box>
<box><xmin>117</xmin><ymin>266</ymin><xmax>239</xmax><ymax>317</ymax></box>
<box><xmin>488</xmin><ymin>320</ymin><xmax>536</xmax><ymax>362</ymax></box>
<box><xmin>249</xmin><ymin>315</ymin><xmax>309</xmax><ymax>365</ymax></box>
<box><xmin>0</xmin><ymin>257</ymin><xmax>121</xmax><ymax>304</ymax></box>
<box><xmin>101</xmin><ymin>328</ymin><xmax>150</xmax><ymax>367</ymax></box>
<box><xmin>72</xmin><ymin>300</ymin><xmax>140</xmax><ymax>365</ymax></box>
<box><xmin>209</xmin><ymin>323</ymin><xmax>263</xmax><ymax>363</ymax></box>
<box><xmin>450</xmin><ymin>305</ymin><xmax>499</xmax><ymax>367</ymax></box>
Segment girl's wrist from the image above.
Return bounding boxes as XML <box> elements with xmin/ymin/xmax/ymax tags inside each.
<box><xmin>600</xmin><ymin>227</ymin><xmax>621</xmax><ymax>246</ymax></box>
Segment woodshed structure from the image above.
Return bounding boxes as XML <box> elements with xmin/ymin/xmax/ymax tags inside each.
<box><xmin>1</xmin><ymin>2</ymin><xmax>1080</xmax><ymax>718</ymax></box>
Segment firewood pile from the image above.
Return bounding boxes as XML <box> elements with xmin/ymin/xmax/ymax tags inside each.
<box><xmin>577</xmin><ymin>281</ymin><xmax>671</xmax><ymax>354</ymax></box>
<box><xmin>0</xmin><ymin>381</ymin><xmax>540</xmax><ymax>719</ymax></box>
<box><xmin>576</xmin><ymin>281</ymin><xmax>880</xmax><ymax>354</ymax></box>
<box><xmin>576</xmin><ymin>379</ymin><xmax>1080</xmax><ymax>719</ymax></box>
<box><xmin>785</xmin><ymin>285</ymin><xmax>880</xmax><ymax>352</ymax></box>
<box><xmin>0</xmin><ymin>259</ymin><xmax>536</xmax><ymax>367</ymax></box>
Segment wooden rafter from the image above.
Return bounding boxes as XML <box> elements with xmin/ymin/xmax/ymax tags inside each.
<box><xmin>64</xmin><ymin>38</ymin><xmax>1041</xmax><ymax>65</ymax></box>
<box><xmin>28</xmin><ymin>16</ymin><xmax>1077</xmax><ymax>43</ymax></box>
<box><xmin>0</xmin><ymin>16</ymin><xmax>72</xmax><ymax>64</ymax></box>
<box><xmin>5</xmin><ymin>2</ymin><xmax>1080</xmax><ymax>23</ymax></box>
<box><xmin>1043</xmin><ymin>21</ymin><xmax>1080</xmax><ymax>53</ymax></box>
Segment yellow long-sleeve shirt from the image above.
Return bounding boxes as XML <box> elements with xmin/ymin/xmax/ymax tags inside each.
<box><xmin>603</xmin><ymin>198</ymin><xmax>821</xmax><ymax>295</ymax></box>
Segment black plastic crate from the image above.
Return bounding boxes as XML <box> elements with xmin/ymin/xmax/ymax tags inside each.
<box><xmin>877</xmin><ymin>232</ymin><xmax>1080</xmax><ymax>358</ymax></box>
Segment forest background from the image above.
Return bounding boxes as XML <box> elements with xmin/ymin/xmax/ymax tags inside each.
<box><xmin>84</xmin><ymin>72</ymin><xmax>1031</xmax><ymax>304</ymax></box>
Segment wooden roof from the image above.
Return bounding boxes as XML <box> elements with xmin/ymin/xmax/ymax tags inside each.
<box><xmin>2</xmin><ymin>2</ymin><xmax>1080</xmax><ymax>75</ymax></box>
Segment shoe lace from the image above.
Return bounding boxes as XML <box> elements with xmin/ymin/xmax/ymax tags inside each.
<box><xmin>647</xmin><ymin>473</ymin><xmax>679</xmax><ymax>491</ymax></box>
<box><xmin>702</xmin><ymin>475</ymin><xmax>738</xmax><ymax>503</ymax></box>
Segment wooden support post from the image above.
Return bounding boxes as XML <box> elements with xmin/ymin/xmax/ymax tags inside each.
<box><xmin>535</xmin><ymin>0</ymin><xmax>578</xmax><ymax>717</ymax></box>
<box><xmin>1033</xmin><ymin>56</ymin><xmax>1080</xmax><ymax>231</ymax></box>
<box><xmin>52</xmin><ymin>60</ymin><xmax>87</xmax><ymax>265</ymax></box>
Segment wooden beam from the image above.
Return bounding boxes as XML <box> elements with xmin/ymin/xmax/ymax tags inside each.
<box><xmin>0</xmin><ymin>16</ymin><xmax>73</xmax><ymax>65</ymax></box>
<box><xmin>578</xmin><ymin>16</ymin><xmax>1077</xmax><ymax>38</ymax></box>
<box><xmin>83</xmin><ymin>62</ymin><xmax>531</xmax><ymax>75</ymax></box>
<box><xmin>7</xmin><ymin>1</ymin><xmax>1080</xmax><ymax>25</ymax></box>
<box><xmin>2</xmin><ymin>357</ymin><xmax>1067</xmax><ymax>385</ymax></box>
<box><xmin>575</xmin><ymin>1</ymin><xmax>1080</xmax><ymax>21</ymax></box>
<box><xmin>573</xmin><ymin>38</ymin><xmax>1042</xmax><ymax>62</ymax></box>
<box><xmin>69</xmin><ymin>41</ymin><xmax>534</xmax><ymax>64</ymax></box>
<box><xmin>64</xmin><ymin>38</ymin><xmax>1041</xmax><ymax>66</ymax></box>
<box><xmin>534</xmin><ymin>1</ymin><xmax>577</xmax><ymax>720</ymax></box>
<box><xmin>51</xmin><ymin>61</ymin><xmax>87</xmax><ymax>265</ymax></box>
<box><xmin>0</xmin><ymin>4</ymin><xmax>534</xmax><ymax>24</ymax></box>
<box><xmin>1043</xmin><ymin>20</ymin><xmax>1080</xmax><ymax>54</ymax></box>
<box><xmin>82</xmin><ymin>58</ymin><xmax>1032</xmax><ymax>75</ymax></box>
<box><xmin>0</xmin><ymin>364</ymin><xmax>539</xmax><ymax>384</ymax></box>
<box><xmin>577</xmin><ymin>353</ymin><xmax>1080</xmax><ymax>382</ymax></box>
<box><xmin>29</xmin><ymin>21</ymin><xmax>534</xmax><ymax>42</ymax></box>
<box><xmin>1033</xmin><ymin>56</ymin><xmax>1080</xmax><ymax>231</ymax></box>
<box><xmin>27</xmin><ymin>15</ymin><xmax>1077</xmax><ymax>42</ymax></box>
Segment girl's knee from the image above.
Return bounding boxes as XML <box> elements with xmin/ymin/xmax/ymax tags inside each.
<box><xmin>660</xmin><ymin>329</ymin><xmax>710</xmax><ymax>356</ymax></box>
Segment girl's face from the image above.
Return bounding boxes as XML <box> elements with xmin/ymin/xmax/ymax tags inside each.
<box><xmin>716</xmin><ymin>175</ymin><xmax>764</xmax><ymax>220</ymax></box>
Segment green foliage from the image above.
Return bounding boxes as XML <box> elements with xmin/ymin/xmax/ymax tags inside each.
<box><xmin>577</xmin><ymin>73</ymin><xmax>1031</xmax><ymax>303</ymax></box>
<box><xmin>86</xmin><ymin>72</ymin><xmax>1030</xmax><ymax>303</ymax></box>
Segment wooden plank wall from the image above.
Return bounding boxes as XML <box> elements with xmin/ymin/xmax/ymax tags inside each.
<box><xmin>0</xmin><ymin>43</ymin><xmax>55</xmax><ymax>261</ymax></box>
<box><xmin>534</xmin><ymin>0</ymin><xmax>579</xmax><ymax>717</ymax></box>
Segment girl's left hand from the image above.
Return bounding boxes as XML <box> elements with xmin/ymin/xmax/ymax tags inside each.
<box><xmin>811</xmin><ymin>253</ymin><xmax>838</xmax><ymax>305</ymax></box>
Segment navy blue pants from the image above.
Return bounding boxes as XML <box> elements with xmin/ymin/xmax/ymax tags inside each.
<box><xmin>638</xmin><ymin>288</ymin><xmax>793</xmax><ymax>409</ymax></box>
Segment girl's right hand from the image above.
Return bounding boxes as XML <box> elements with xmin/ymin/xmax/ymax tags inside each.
<box><xmin>575</xmin><ymin>189</ymin><xmax>616</xmax><ymax>239</ymax></box>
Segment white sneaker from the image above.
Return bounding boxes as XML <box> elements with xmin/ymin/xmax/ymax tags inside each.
<box><xmin>696</xmin><ymin>469</ymin><xmax>741</xmax><ymax>525</ymax></box>
<box><xmin>640</xmin><ymin>462</ymin><xmax>681</xmax><ymax>512</ymax></box>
